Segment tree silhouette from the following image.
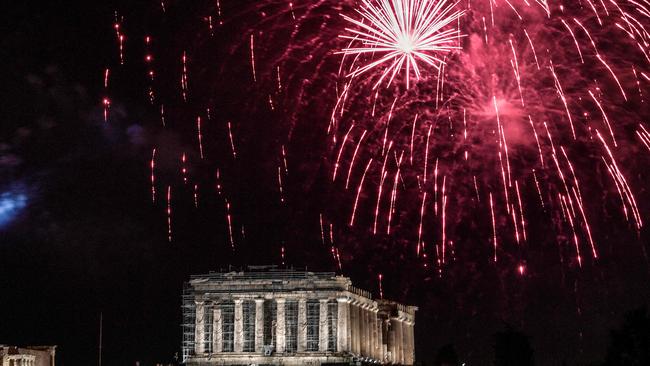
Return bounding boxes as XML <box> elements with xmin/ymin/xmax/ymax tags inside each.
<box><xmin>603</xmin><ymin>307</ymin><xmax>650</xmax><ymax>366</ymax></box>
<box><xmin>434</xmin><ymin>344</ymin><xmax>460</xmax><ymax>366</ymax></box>
<box><xmin>493</xmin><ymin>325</ymin><xmax>534</xmax><ymax>366</ymax></box>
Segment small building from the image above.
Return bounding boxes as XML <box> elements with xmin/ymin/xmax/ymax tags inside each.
<box><xmin>181</xmin><ymin>268</ymin><xmax>416</xmax><ymax>365</ymax></box>
<box><xmin>0</xmin><ymin>346</ymin><xmax>56</xmax><ymax>366</ymax></box>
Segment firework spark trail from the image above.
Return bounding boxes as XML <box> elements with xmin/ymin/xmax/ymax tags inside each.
<box><xmin>278</xmin><ymin>166</ymin><xmax>285</xmax><ymax>203</ymax></box>
<box><xmin>113</xmin><ymin>15</ymin><xmax>125</xmax><ymax>65</ymax></box>
<box><xmin>150</xmin><ymin>148</ymin><xmax>156</xmax><ymax>203</ymax></box>
<box><xmin>441</xmin><ymin>175</ymin><xmax>447</xmax><ymax>264</ymax></box>
<box><xmin>597</xmin><ymin>130</ymin><xmax>643</xmax><ymax>230</ymax></box>
<box><xmin>387</xmin><ymin>152</ymin><xmax>404</xmax><ymax>234</ymax></box>
<box><xmin>144</xmin><ymin>36</ymin><xmax>156</xmax><ymax>104</ymax></box>
<box><xmin>515</xmin><ymin>180</ymin><xmax>527</xmax><ymax>242</ymax></box>
<box><xmin>225</xmin><ymin>199</ymin><xmax>235</xmax><ymax>250</ymax></box>
<box><xmin>410</xmin><ymin>114</ymin><xmax>419</xmax><ymax>164</ymax></box>
<box><xmin>167</xmin><ymin>186</ymin><xmax>172</xmax><ymax>242</ymax></box>
<box><xmin>490</xmin><ymin>192</ymin><xmax>497</xmax><ymax>263</ymax></box>
<box><xmin>346</xmin><ymin>130</ymin><xmax>368</xmax><ymax>189</ymax></box>
<box><xmin>333</xmin><ymin>124</ymin><xmax>355</xmax><ymax>181</ymax></box>
<box><xmin>350</xmin><ymin>158</ymin><xmax>374</xmax><ymax>226</ymax></box>
<box><xmin>181</xmin><ymin>153</ymin><xmax>188</xmax><ymax>184</ymax></box>
<box><xmin>102</xmin><ymin>98</ymin><xmax>110</xmax><ymax>123</ymax></box>
<box><xmin>638</xmin><ymin>124</ymin><xmax>650</xmax><ymax>151</ymax></box>
<box><xmin>250</xmin><ymin>34</ymin><xmax>257</xmax><ymax>82</ymax></box>
<box><xmin>281</xmin><ymin>145</ymin><xmax>289</xmax><ymax>175</ymax></box>
<box><xmin>529</xmin><ymin>116</ymin><xmax>545</xmax><ymax>168</ymax></box>
<box><xmin>417</xmin><ymin>191</ymin><xmax>427</xmax><ymax>255</ymax></box>
<box><xmin>181</xmin><ymin>51</ymin><xmax>189</xmax><ymax>102</ymax></box>
<box><xmin>588</xmin><ymin>90</ymin><xmax>618</xmax><ymax>147</ymax></box>
<box><xmin>423</xmin><ymin>124</ymin><xmax>433</xmax><ymax>184</ymax></box>
<box><xmin>197</xmin><ymin>116</ymin><xmax>204</xmax><ymax>159</ymax></box>
<box><xmin>320</xmin><ymin>213</ymin><xmax>326</xmax><ymax>246</ymax></box>
<box><xmin>227</xmin><ymin>121</ymin><xmax>237</xmax><ymax>159</ymax></box>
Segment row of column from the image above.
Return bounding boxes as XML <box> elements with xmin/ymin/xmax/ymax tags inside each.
<box><xmin>388</xmin><ymin>317</ymin><xmax>415</xmax><ymax>365</ymax></box>
<box><xmin>195</xmin><ymin>298</ymin><xmax>336</xmax><ymax>354</ymax></box>
<box><xmin>6</xmin><ymin>358</ymin><xmax>36</xmax><ymax>366</ymax></box>
<box><xmin>336</xmin><ymin>298</ymin><xmax>383</xmax><ymax>361</ymax></box>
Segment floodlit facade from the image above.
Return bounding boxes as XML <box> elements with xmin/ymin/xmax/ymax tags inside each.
<box><xmin>182</xmin><ymin>268</ymin><xmax>416</xmax><ymax>365</ymax></box>
<box><xmin>0</xmin><ymin>346</ymin><xmax>56</xmax><ymax>366</ymax></box>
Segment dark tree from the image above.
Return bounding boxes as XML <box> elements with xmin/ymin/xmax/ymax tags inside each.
<box><xmin>435</xmin><ymin>344</ymin><xmax>460</xmax><ymax>366</ymax></box>
<box><xmin>603</xmin><ymin>307</ymin><xmax>650</xmax><ymax>366</ymax></box>
<box><xmin>493</xmin><ymin>326</ymin><xmax>534</xmax><ymax>366</ymax></box>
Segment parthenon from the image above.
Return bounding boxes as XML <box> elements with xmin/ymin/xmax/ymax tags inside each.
<box><xmin>182</xmin><ymin>268</ymin><xmax>416</xmax><ymax>365</ymax></box>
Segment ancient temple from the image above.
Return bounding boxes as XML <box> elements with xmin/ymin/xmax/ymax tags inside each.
<box><xmin>181</xmin><ymin>268</ymin><xmax>416</xmax><ymax>365</ymax></box>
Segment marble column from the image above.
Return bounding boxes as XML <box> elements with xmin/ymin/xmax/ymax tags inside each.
<box><xmin>213</xmin><ymin>307</ymin><xmax>223</xmax><ymax>353</ymax></box>
<box><xmin>233</xmin><ymin>299</ymin><xmax>243</xmax><ymax>352</ymax></box>
<box><xmin>350</xmin><ymin>302</ymin><xmax>358</xmax><ymax>354</ymax></box>
<box><xmin>364</xmin><ymin>306</ymin><xmax>370</xmax><ymax>357</ymax></box>
<box><xmin>395</xmin><ymin>318</ymin><xmax>404</xmax><ymax>364</ymax></box>
<box><xmin>356</xmin><ymin>305</ymin><xmax>362</xmax><ymax>355</ymax></box>
<box><xmin>298</xmin><ymin>299</ymin><xmax>307</xmax><ymax>352</ymax></box>
<box><xmin>368</xmin><ymin>309</ymin><xmax>379</xmax><ymax>360</ymax></box>
<box><xmin>255</xmin><ymin>299</ymin><xmax>265</xmax><ymax>352</ymax></box>
<box><xmin>276</xmin><ymin>298</ymin><xmax>286</xmax><ymax>353</ymax></box>
<box><xmin>405</xmin><ymin>321</ymin><xmax>414</xmax><ymax>365</ymax></box>
<box><xmin>336</xmin><ymin>297</ymin><xmax>350</xmax><ymax>352</ymax></box>
<box><xmin>375</xmin><ymin>309</ymin><xmax>385</xmax><ymax>362</ymax></box>
<box><xmin>389</xmin><ymin>318</ymin><xmax>398</xmax><ymax>364</ymax></box>
<box><xmin>360</xmin><ymin>305</ymin><xmax>367</xmax><ymax>356</ymax></box>
<box><xmin>194</xmin><ymin>301</ymin><xmax>205</xmax><ymax>354</ymax></box>
<box><xmin>318</xmin><ymin>299</ymin><xmax>329</xmax><ymax>351</ymax></box>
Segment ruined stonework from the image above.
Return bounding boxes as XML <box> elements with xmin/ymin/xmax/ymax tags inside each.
<box><xmin>181</xmin><ymin>268</ymin><xmax>416</xmax><ymax>365</ymax></box>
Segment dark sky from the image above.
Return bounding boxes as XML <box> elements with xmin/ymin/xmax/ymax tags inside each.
<box><xmin>1</xmin><ymin>1</ymin><xmax>649</xmax><ymax>366</ymax></box>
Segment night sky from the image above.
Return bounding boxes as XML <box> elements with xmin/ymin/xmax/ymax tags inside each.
<box><xmin>1</xmin><ymin>1</ymin><xmax>649</xmax><ymax>366</ymax></box>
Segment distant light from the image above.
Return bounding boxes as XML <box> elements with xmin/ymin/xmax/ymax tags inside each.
<box><xmin>0</xmin><ymin>188</ymin><xmax>28</xmax><ymax>228</ymax></box>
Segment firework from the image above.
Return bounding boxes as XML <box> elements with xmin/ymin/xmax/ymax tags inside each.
<box><xmin>111</xmin><ymin>0</ymin><xmax>650</xmax><ymax>275</ymax></box>
<box><xmin>330</xmin><ymin>0</ymin><xmax>650</xmax><ymax>270</ymax></box>
<box><xmin>340</xmin><ymin>0</ymin><xmax>464</xmax><ymax>88</ymax></box>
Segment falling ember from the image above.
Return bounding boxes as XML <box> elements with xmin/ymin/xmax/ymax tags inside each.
<box><xmin>378</xmin><ymin>273</ymin><xmax>384</xmax><ymax>299</ymax></box>
<box><xmin>181</xmin><ymin>51</ymin><xmax>189</xmax><ymax>102</ymax></box>
<box><xmin>197</xmin><ymin>116</ymin><xmax>204</xmax><ymax>159</ymax></box>
<box><xmin>490</xmin><ymin>192</ymin><xmax>497</xmax><ymax>263</ymax></box>
<box><xmin>281</xmin><ymin>145</ymin><xmax>288</xmax><ymax>175</ymax></box>
<box><xmin>319</xmin><ymin>213</ymin><xmax>326</xmax><ymax>246</ymax></box>
<box><xmin>215</xmin><ymin>0</ymin><xmax>223</xmax><ymax>25</ymax></box>
<box><xmin>333</xmin><ymin>124</ymin><xmax>355</xmax><ymax>182</ymax></box>
<box><xmin>250</xmin><ymin>34</ymin><xmax>257</xmax><ymax>82</ymax></box>
<box><xmin>215</xmin><ymin>169</ymin><xmax>223</xmax><ymax>195</ymax></box>
<box><xmin>181</xmin><ymin>153</ymin><xmax>188</xmax><ymax>184</ymax></box>
<box><xmin>345</xmin><ymin>130</ymin><xmax>367</xmax><ymax>189</ymax></box>
<box><xmin>350</xmin><ymin>159</ymin><xmax>372</xmax><ymax>226</ymax></box>
<box><xmin>226</xmin><ymin>200</ymin><xmax>235</xmax><ymax>250</ymax></box>
<box><xmin>102</xmin><ymin>98</ymin><xmax>110</xmax><ymax>123</ymax></box>
<box><xmin>227</xmin><ymin>121</ymin><xmax>237</xmax><ymax>159</ymax></box>
<box><xmin>104</xmin><ymin>68</ymin><xmax>110</xmax><ymax>88</ymax></box>
<box><xmin>166</xmin><ymin>186</ymin><xmax>172</xmax><ymax>242</ymax></box>
<box><xmin>193</xmin><ymin>184</ymin><xmax>199</xmax><ymax>208</ymax></box>
<box><xmin>150</xmin><ymin>148</ymin><xmax>156</xmax><ymax>203</ymax></box>
<box><xmin>277</xmin><ymin>166</ymin><xmax>285</xmax><ymax>203</ymax></box>
<box><xmin>417</xmin><ymin>192</ymin><xmax>427</xmax><ymax>256</ymax></box>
